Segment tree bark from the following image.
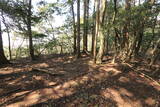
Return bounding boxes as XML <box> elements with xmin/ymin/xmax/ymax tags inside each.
<box><xmin>76</xmin><ymin>0</ymin><xmax>81</xmax><ymax>58</ymax></box>
<box><xmin>111</xmin><ymin>0</ymin><xmax>118</xmax><ymax>63</ymax></box>
<box><xmin>150</xmin><ymin>38</ymin><xmax>160</xmax><ymax>65</ymax></box>
<box><xmin>120</xmin><ymin>0</ymin><xmax>131</xmax><ymax>61</ymax></box>
<box><xmin>91</xmin><ymin>0</ymin><xmax>96</xmax><ymax>55</ymax></box>
<box><xmin>71</xmin><ymin>0</ymin><xmax>77</xmax><ymax>54</ymax></box>
<box><xmin>96</xmin><ymin>0</ymin><xmax>107</xmax><ymax>64</ymax></box>
<box><xmin>0</xmin><ymin>21</ymin><xmax>9</xmax><ymax>65</ymax></box>
<box><xmin>134</xmin><ymin>28</ymin><xmax>143</xmax><ymax>56</ymax></box>
<box><xmin>1</xmin><ymin>11</ymin><xmax>12</xmax><ymax>60</ymax></box>
<box><xmin>83</xmin><ymin>0</ymin><xmax>87</xmax><ymax>53</ymax></box>
<box><xmin>93</xmin><ymin>0</ymin><xmax>100</xmax><ymax>63</ymax></box>
<box><xmin>28</xmin><ymin>0</ymin><xmax>35</xmax><ymax>60</ymax></box>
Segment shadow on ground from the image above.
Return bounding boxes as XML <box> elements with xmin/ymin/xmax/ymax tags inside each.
<box><xmin>0</xmin><ymin>55</ymin><xmax>159</xmax><ymax>107</ymax></box>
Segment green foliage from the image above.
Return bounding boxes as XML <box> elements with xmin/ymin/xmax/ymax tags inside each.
<box><xmin>33</xmin><ymin>33</ymin><xmax>47</xmax><ymax>39</ymax></box>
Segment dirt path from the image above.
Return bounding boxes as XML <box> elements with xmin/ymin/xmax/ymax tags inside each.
<box><xmin>0</xmin><ymin>55</ymin><xmax>159</xmax><ymax>107</ymax></box>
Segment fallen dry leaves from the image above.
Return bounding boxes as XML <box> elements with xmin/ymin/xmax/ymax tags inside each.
<box><xmin>0</xmin><ymin>55</ymin><xmax>159</xmax><ymax>107</ymax></box>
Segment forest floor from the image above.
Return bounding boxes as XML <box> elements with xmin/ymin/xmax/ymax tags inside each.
<box><xmin>0</xmin><ymin>54</ymin><xmax>160</xmax><ymax>107</ymax></box>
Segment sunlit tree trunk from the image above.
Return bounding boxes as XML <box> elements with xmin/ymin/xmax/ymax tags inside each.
<box><xmin>150</xmin><ymin>38</ymin><xmax>160</xmax><ymax>65</ymax></box>
<box><xmin>0</xmin><ymin>21</ymin><xmax>9</xmax><ymax>65</ymax></box>
<box><xmin>77</xmin><ymin>0</ymin><xmax>81</xmax><ymax>58</ymax></box>
<box><xmin>120</xmin><ymin>0</ymin><xmax>131</xmax><ymax>61</ymax></box>
<box><xmin>71</xmin><ymin>0</ymin><xmax>77</xmax><ymax>54</ymax></box>
<box><xmin>27</xmin><ymin>0</ymin><xmax>35</xmax><ymax>60</ymax></box>
<box><xmin>95</xmin><ymin>0</ymin><xmax>107</xmax><ymax>64</ymax></box>
<box><xmin>1</xmin><ymin>11</ymin><xmax>12</xmax><ymax>60</ymax></box>
<box><xmin>112</xmin><ymin>0</ymin><xmax>118</xmax><ymax>63</ymax></box>
<box><xmin>93</xmin><ymin>0</ymin><xmax>100</xmax><ymax>63</ymax></box>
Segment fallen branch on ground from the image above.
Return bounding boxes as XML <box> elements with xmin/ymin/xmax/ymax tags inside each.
<box><xmin>32</xmin><ymin>68</ymin><xmax>65</xmax><ymax>76</ymax></box>
<box><xmin>123</xmin><ymin>63</ymin><xmax>160</xmax><ymax>86</ymax></box>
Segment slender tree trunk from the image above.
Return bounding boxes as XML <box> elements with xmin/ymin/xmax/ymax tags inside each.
<box><xmin>112</xmin><ymin>0</ymin><xmax>118</xmax><ymax>63</ymax></box>
<box><xmin>134</xmin><ymin>28</ymin><xmax>143</xmax><ymax>56</ymax></box>
<box><xmin>120</xmin><ymin>0</ymin><xmax>131</xmax><ymax>61</ymax></box>
<box><xmin>105</xmin><ymin>30</ymin><xmax>109</xmax><ymax>54</ymax></box>
<box><xmin>0</xmin><ymin>21</ymin><xmax>9</xmax><ymax>65</ymax></box>
<box><xmin>91</xmin><ymin>0</ymin><xmax>96</xmax><ymax>55</ymax></box>
<box><xmin>150</xmin><ymin>38</ymin><xmax>160</xmax><ymax>65</ymax></box>
<box><xmin>86</xmin><ymin>0</ymin><xmax>89</xmax><ymax>44</ymax></box>
<box><xmin>71</xmin><ymin>0</ymin><xmax>77</xmax><ymax>54</ymax></box>
<box><xmin>96</xmin><ymin>29</ymin><xmax>105</xmax><ymax>64</ymax></box>
<box><xmin>133</xmin><ymin>0</ymin><xmax>136</xmax><ymax>6</ymax></box>
<box><xmin>28</xmin><ymin>0</ymin><xmax>35</xmax><ymax>60</ymax></box>
<box><xmin>77</xmin><ymin>0</ymin><xmax>81</xmax><ymax>58</ymax></box>
<box><xmin>1</xmin><ymin>11</ymin><xmax>12</xmax><ymax>60</ymax></box>
<box><xmin>96</xmin><ymin>0</ymin><xmax>107</xmax><ymax>64</ymax></box>
<box><xmin>93</xmin><ymin>0</ymin><xmax>100</xmax><ymax>63</ymax></box>
<box><xmin>83</xmin><ymin>0</ymin><xmax>87</xmax><ymax>53</ymax></box>
<box><xmin>60</xmin><ymin>45</ymin><xmax>63</xmax><ymax>54</ymax></box>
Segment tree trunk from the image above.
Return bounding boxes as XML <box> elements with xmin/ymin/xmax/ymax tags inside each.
<box><xmin>86</xmin><ymin>0</ymin><xmax>89</xmax><ymax>46</ymax></box>
<box><xmin>111</xmin><ymin>0</ymin><xmax>118</xmax><ymax>63</ymax></box>
<box><xmin>83</xmin><ymin>0</ymin><xmax>87</xmax><ymax>53</ymax></box>
<box><xmin>91</xmin><ymin>0</ymin><xmax>96</xmax><ymax>55</ymax></box>
<box><xmin>28</xmin><ymin>0</ymin><xmax>35</xmax><ymax>60</ymax></box>
<box><xmin>134</xmin><ymin>28</ymin><xmax>143</xmax><ymax>56</ymax></box>
<box><xmin>150</xmin><ymin>38</ymin><xmax>160</xmax><ymax>65</ymax></box>
<box><xmin>95</xmin><ymin>0</ymin><xmax>107</xmax><ymax>64</ymax></box>
<box><xmin>0</xmin><ymin>21</ymin><xmax>9</xmax><ymax>65</ymax></box>
<box><xmin>76</xmin><ymin>0</ymin><xmax>81</xmax><ymax>58</ymax></box>
<box><xmin>96</xmin><ymin>29</ymin><xmax>105</xmax><ymax>64</ymax></box>
<box><xmin>120</xmin><ymin>0</ymin><xmax>131</xmax><ymax>61</ymax></box>
<box><xmin>93</xmin><ymin>0</ymin><xmax>100</xmax><ymax>63</ymax></box>
<box><xmin>71</xmin><ymin>0</ymin><xmax>77</xmax><ymax>54</ymax></box>
<box><xmin>1</xmin><ymin>11</ymin><xmax>12</xmax><ymax>60</ymax></box>
<box><xmin>105</xmin><ymin>30</ymin><xmax>109</xmax><ymax>54</ymax></box>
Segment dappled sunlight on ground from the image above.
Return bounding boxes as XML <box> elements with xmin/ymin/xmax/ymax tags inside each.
<box><xmin>32</xmin><ymin>63</ymin><xmax>49</xmax><ymax>68</ymax></box>
<box><xmin>0</xmin><ymin>55</ymin><xmax>160</xmax><ymax>107</ymax></box>
<box><xmin>101</xmin><ymin>88</ymin><xmax>137</xmax><ymax>107</ymax></box>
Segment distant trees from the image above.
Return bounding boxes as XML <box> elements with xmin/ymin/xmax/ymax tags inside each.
<box><xmin>72</xmin><ymin>0</ymin><xmax>160</xmax><ymax>64</ymax></box>
<box><xmin>0</xmin><ymin>0</ymin><xmax>159</xmax><ymax>65</ymax></box>
<box><xmin>0</xmin><ymin>0</ymin><xmax>36</xmax><ymax>60</ymax></box>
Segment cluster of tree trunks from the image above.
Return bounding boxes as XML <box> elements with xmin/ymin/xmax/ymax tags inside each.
<box><xmin>71</xmin><ymin>0</ymin><xmax>159</xmax><ymax>65</ymax></box>
<box><xmin>0</xmin><ymin>0</ymin><xmax>159</xmax><ymax>66</ymax></box>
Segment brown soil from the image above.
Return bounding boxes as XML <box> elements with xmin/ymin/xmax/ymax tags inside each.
<box><xmin>0</xmin><ymin>55</ymin><xmax>159</xmax><ymax>107</ymax></box>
